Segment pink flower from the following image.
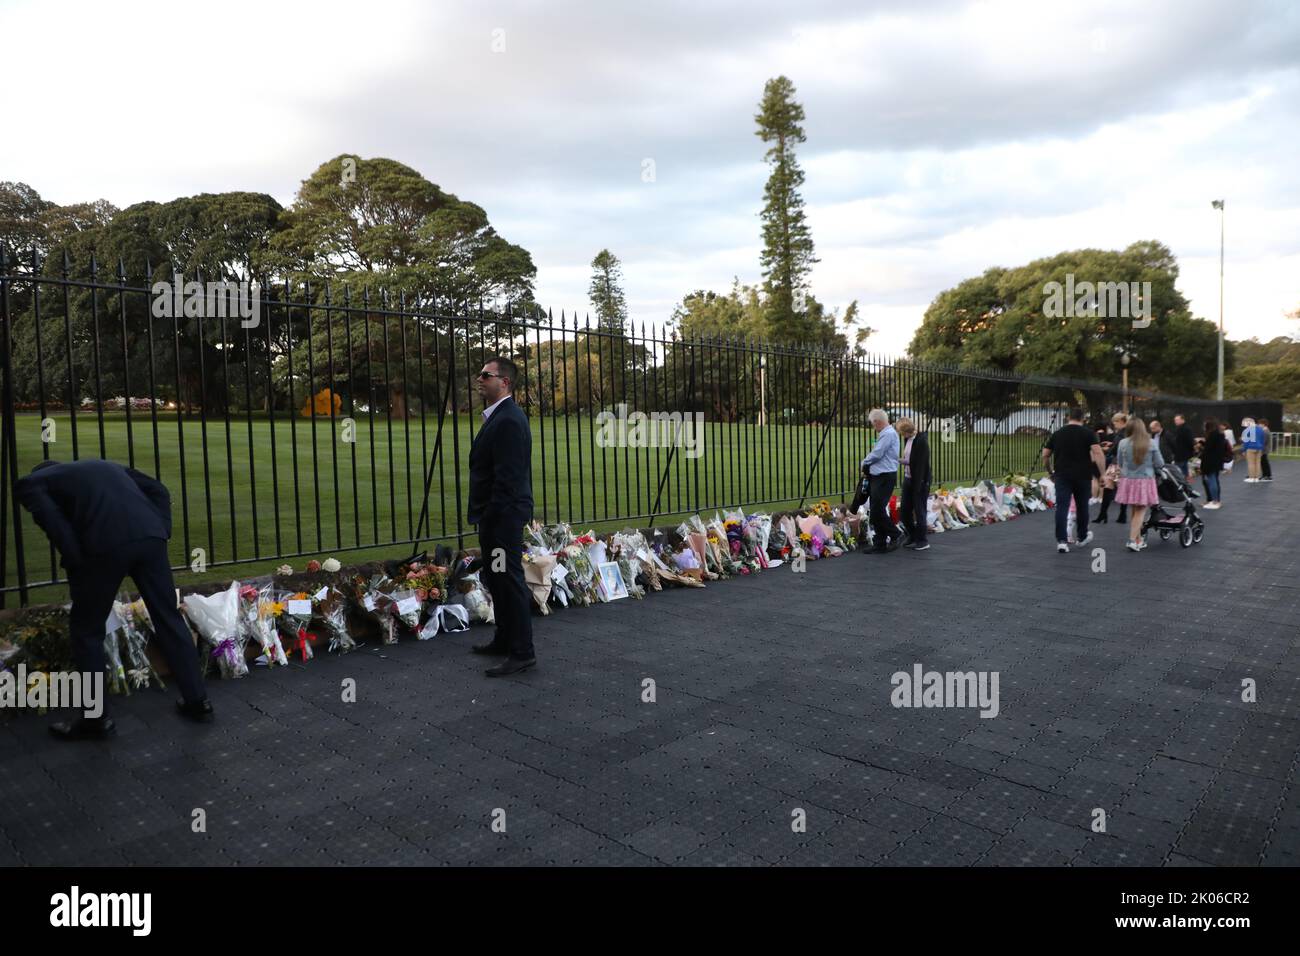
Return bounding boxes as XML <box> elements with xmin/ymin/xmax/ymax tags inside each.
<box><xmin>305</xmin><ymin>560</ymin><xmax>321</xmax><ymax>573</ymax></box>
<box><xmin>416</xmin><ymin>588</ymin><xmax>428</xmax><ymax>601</ymax></box>
<box><xmin>429</xmin><ymin>588</ymin><xmax>440</xmax><ymax>600</ymax></box>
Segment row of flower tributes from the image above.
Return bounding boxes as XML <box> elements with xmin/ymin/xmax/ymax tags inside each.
<box><xmin>0</xmin><ymin>476</ymin><xmax>1057</xmax><ymax>706</ymax></box>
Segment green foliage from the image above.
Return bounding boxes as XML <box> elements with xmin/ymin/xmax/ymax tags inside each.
<box><xmin>908</xmin><ymin>240</ymin><xmax>1224</xmax><ymax>396</ymax></box>
<box><xmin>266</xmin><ymin>155</ymin><xmax>536</xmax><ymax>307</ymax></box>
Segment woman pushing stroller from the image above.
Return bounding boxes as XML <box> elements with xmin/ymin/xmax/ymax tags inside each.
<box><xmin>1114</xmin><ymin>418</ymin><xmax>1164</xmax><ymax>552</ymax></box>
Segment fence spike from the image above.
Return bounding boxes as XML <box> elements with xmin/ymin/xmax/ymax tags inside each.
<box><xmin>116</xmin><ymin>258</ymin><xmax>127</xmax><ymax>282</ymax></box>
<box><xmin>62</xmin><ymin>248</ymin><xmax>71</xmax><ymax>273</ymax></box>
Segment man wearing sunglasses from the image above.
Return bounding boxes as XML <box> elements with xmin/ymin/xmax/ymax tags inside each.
<box><xmin>466</xmin><ymin>357</ymin><xmax>536</xmax><ymax>676</ymax></box>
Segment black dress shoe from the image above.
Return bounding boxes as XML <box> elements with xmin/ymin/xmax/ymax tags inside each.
<box><xmin>471</xmin><ymin>642</ymin><xmax>511</xmax><ymax>656</ymax></box>
<box><xmin>176</xmin><ymin>698</ymin><xmax>215</xmax><ymax>723</ymax></box>
<box><xmin>49</xmin><ymin>717</ymin><xmax>116</xmax><ymax>741</ymax></box>
<box><xmin>485</xmin><ymin>657</ymin><xmax>536</xmax><ymax>677</ymax></box>
<box><xmin>1094</xmin><ymin>513</ymin><xmax>1108</xmax><ymax>524</ymax></box>
<box><xmin>887</xmin><ymin>536</ymin><xmax>902</xmax><ymax>551</ymax></box>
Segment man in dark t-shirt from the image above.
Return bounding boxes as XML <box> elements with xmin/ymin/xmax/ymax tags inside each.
<box><xmin>1042</xmin><ymin>408</ymin><xmax>1106</xmax><ymax>553</ymax></box>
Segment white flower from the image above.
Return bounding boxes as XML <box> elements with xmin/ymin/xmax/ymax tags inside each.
<box><xmin>322</xmin><ymin>558</ymin><xmax>341</xmax><ymax>573</ymax></box>
<box><xmin>276</xmin><ymin>564</ymin><xmax>293</xmax><ymax>576</ymax></box>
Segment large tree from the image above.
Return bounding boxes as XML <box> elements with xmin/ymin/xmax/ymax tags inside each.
<box><xmin>908</xmin><ymin>241</ymin><xmax>1224</xmax><ymax>412</ymax></box>
<box><xmin>755</xmin><ymin>76</ymin><xmax>818</xmax><ymax>343</ymax></box>
<box><xmin>268</xmin><ymin>155</ymin><xmax>535</xmax><ymax>308</ymax></box>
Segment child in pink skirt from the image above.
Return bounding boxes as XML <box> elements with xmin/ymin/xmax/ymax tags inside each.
<box><xmin>1115</xmin><ymin>419</ymin><xmax>1164</xmax><ymax>552</ymax></box>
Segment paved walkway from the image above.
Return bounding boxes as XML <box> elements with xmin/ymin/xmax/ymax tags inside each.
<box><xmin>2</xmin><ymin>465</ymin><xmax>1298</xmax><ymax>866</ymax></box>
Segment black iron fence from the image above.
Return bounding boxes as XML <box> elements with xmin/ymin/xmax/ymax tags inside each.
<box><xmin>1</xmin><ymin>252</ymin><xmax>1275</xmax><ymax>606</ymax></box>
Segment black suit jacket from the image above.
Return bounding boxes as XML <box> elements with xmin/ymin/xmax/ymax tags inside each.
<box><xmin>1154</xmin><ymin>430</ymin><xmax>1175</xmax><ymax>463</ymax></box>
<box><xmin>1172</xmin><ymin>424</ymin><xmax>1196</xmax><ymax>461</ymax></box>
<box><xmin>16</xmin><ymin>459</ymin><xmax>172</xmax><ymax>569</ymax></box>
<box><xmin>903</xmin><ymin>432</ymin><xmax>932</xmax><ymax>488</ymax></box>
<box><xmin>466</xmin><ymin>396</ymin><xmax>534</xmax><ymax>527</ymax></box>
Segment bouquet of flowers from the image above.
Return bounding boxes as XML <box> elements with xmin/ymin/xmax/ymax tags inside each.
<box><xmin>745</xmin><ymin>514</ymin><xmax>773</xmax><ymax>568</ymax></box>
<box><xmin>612</xmin><ymin>531</ymin><xmax>661</xmax><ymax>591</ymax></box>
<box><xmin>182</xmin><ymin>582</ymin><xmax>250</xmax><ymax>679</ymax></box>
<box><xmin>558</xmin><ymin>539</ymin><xmax>600</xmax><ymax>606</ymax></box>
<box><xmin>239</xmin><ymin>584</ymin><xmax>289</xmax><ymax>667</ymax></box>
<box><xmin>350</xmin><ymin>573</ymin><xmax>401</xmax><ymax>644</ymax></box>
<box><xmin>113</xmin><ymin>597</ymin><xmax>165</xmax><ymax>690</ymax></box>
<box><xmin>388</xmin><ymin>588</ymin><xmax>424</xmax><ymax>634</ymax></box>
<box><xmin>313</xmin><ymin>585</ymin><xmax>356</xmax><ymax>653</ymax></box>
<box><xmin>446</xmin><ymin>556</ymin><xmax>495</xmax><ymax>623</ymax></box>
<box><xmin>830</xmin><ymin>510</ymin><xmax>856</xmax><ymax>553</ymax></box>
<box><xmin>400</xmin><ymin>560</ymin><xmax>447</xmax><ymax>608</ymax></box>
<box><xmin>102</xmin><ymin>614</ymin><xmax>130</xmax><ymax>695</ymax></box>
<box><xmin>278</xmin><ymin>592</ymin><xmax>316</xmax><ymax>662</ymax></box>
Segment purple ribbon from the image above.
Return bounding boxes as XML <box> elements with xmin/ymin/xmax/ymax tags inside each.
<box><xmin>211</xmin><ymin>638</ymin><xmax>239</xmax><ymax>665</ymax></box>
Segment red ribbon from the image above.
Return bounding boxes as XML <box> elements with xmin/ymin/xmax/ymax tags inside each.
<box><xmin>297</xmin><ymin>626</ymin><xmax>310</xmax><ymax>661</ymax></box>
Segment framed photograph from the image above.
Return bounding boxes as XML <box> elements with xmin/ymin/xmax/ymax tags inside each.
<box><xmin>597</xmin><ymin>561</ymin><xmax>629</xmax><ymax>601</ymax></box>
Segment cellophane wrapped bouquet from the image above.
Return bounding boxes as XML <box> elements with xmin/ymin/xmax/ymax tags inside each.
<box><xmin>239</xmin><ymin>583</ymin><xmax>289</xmax><ymax>667</ymax></box>
<box><xmin>353</xmin><ymin>573</ymin><xmax>401</xmax><ymax>644</ymax></box>
<box><xmin>313</xmin><ymin>584</ymin><xmax>356</xmax><ymax>653</ymax></box>
<box><xmin>278</xmin><ymin>592</ymin><xmax>316</xmax><ymax>662</ymax></box>
<box><xmin>114</xmin><ymin>597</ymin><xmax>164</xmax><ymax>690</ymax></box>
<box><xmin>182</xmin><ymin>582</ymin><xmax>250</xmax><ymax>679</ymax></box>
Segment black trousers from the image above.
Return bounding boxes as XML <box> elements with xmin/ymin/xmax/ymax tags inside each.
<box><xmin>901</xmin><ymin>480</ymin><xmax>928</xmax><ymax>546</ymax></box>
<box><xmin>1098</xmin><ymin>485</ymin><xmax>1127</xmax><ymax>521</ymax></box>
<box><xmin>478</xmin><ymin>516</ymin><xmax>534</xmax><ymax>660</ymax></box>
<box><xmin>67</xmin><ymin>537</ymin><xmax>207</xmax><ymax>711</ymax></box>
<box><xmin>868</xmin><ymin>473</ymin><xmax>898</xmax><ymax>549</ymax></box>
<box><xmin>1261</xmin><ymin>453</ymin><xmax>1272</xmax><ymax>479</ymax></box>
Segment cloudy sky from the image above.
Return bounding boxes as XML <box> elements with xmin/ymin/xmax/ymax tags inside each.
<box><xmin>5</xmin><ymin>0</ymin><xmax>1298</xmax><ymax>354</ymax></box>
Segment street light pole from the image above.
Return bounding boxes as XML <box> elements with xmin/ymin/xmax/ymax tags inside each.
<box><xmin>1212</xmin><ymin>199</ymin><xmax>1225</xmax><ymax>400</ymax></box>
<box><xmin>1121</xmin><ymin>351</ymin><xmax>1130</xmax><ymax>416</ymax></box>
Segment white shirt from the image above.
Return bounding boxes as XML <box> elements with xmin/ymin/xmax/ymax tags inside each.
<box><xmin>481</xmin><ymin>395</ymin><xmax>509</xmax><ymax>423</ymax></box>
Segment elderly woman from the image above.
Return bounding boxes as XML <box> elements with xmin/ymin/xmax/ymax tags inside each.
<box><xmin>1115</xmin><ymin>418</ymin><xmax>1164</xmax><ymax>551</ymax></box>
<box><xmin>895</xmin><ymin>418</ymin><xmax>932</xmax><ymax>551</ymax></box>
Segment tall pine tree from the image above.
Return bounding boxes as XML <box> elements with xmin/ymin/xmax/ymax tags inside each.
<box><xmin>755</xmin><ymin>76</ymin><xmax>817</xmax><ymax>342</ymax></box>
<box><xmin>588</xmin><ymin>248</ymin><xmax>628</xmax><ymax>330</ymax></box>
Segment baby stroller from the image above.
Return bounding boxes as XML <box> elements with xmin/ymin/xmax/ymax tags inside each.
<box><xmin>1141</xmin><ymin>465</ymin><xmax>1205</xmax><ymax>548</ymax></box>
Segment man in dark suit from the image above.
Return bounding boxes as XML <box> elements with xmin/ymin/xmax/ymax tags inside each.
<box><xmin>897</xmin><ymin>419</ymin><xmax>932</xmax><ymax>551</ymax></box>
<box><xmin>1149</xmin><ymin>420</ymin><xmax>1176</xmax><ymax>466</ymax></box>
<box><xmin>465</xmin><ymin>356</ymin><xmax>536</xmax><ymax>677</ymax></box>
<box><xmin>16</xmin><ymin>459</ymin><xmax>212</xmax><ymax>740</ymax></box>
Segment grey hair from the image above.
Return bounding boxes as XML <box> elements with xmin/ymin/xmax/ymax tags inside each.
<box><xmin>868</xmin><ymin>408</ymin><xmax>889</xmax><ymax>426</ymax></box>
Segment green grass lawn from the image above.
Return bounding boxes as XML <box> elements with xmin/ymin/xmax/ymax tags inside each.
<box><xmin>3</xmin><ymin>412</ymin><xmax>1048</xmax><ymax>604</ymax></box>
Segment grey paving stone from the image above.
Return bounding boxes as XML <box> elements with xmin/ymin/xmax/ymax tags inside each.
<box><xmin>3</xmin><ymin>464</ymin><xmax>1298</xmax><ymax>867</ymax></box>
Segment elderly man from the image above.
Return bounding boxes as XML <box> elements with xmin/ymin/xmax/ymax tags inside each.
<box><xmin>861</xmin><ymin>409</ymin><xmax>902</xmax><ymax>554</ymax></box>
<box><xmin>1149</xmin><ymin>420</ymin><xmax>1175</xmax><ymax>465</ymax></box>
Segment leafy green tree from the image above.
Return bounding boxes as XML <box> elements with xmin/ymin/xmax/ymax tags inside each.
<box><xmin>267</xmin><ymin>155</ymin><xmax>535</xmax><ymax>307</ymax></box>
<box><xmin>755</xmin><ymin>76</ymin><xmax>817</xmax><ymax>342</ymax></box>
<box><xmin>908</xmin><ymin>240</ymin><xmax>1223</xmax><ymax>414</ymax></box>
<box><xmin>0</xmin><ymin>181</ymin><xmax>54</xmax><ymax>262</ymax></box>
